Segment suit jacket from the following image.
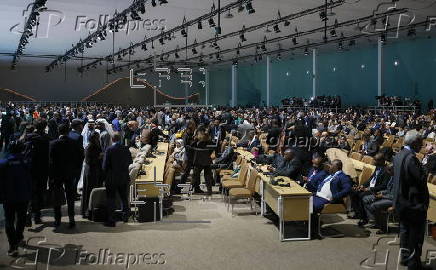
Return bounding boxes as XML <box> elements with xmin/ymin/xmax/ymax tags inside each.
<box><xmin>317</xmin><ymin>171</ymin><xmax>353</xmax><ymax>202</ymax></box>
<box><xmin>362</xmin><ymin>140</ymin><xmax>379</xmax><ymax>156</ymax></box>
<box><xmin>68</xmin><ymin>130</ymin><xmax>85</xmax><ymax>170</ymax></box>
<box><xmin>306</xmin><ymin>168</ymin><xmax>329</xmax><ymax>193</ymax></box>
<box><xmin>103</xmin><ymin>143</ymin><xmax>133</xmax><ymax>186</ymax></box>
<box><xmin>0</xmin><ymin>153</ymin><xmax>32</xmax><ymax>203</ymax></box>
<box><xmin>362</xmin><ymin>166</ymin><xmax>390</xmax><ymax>193</ymax></box>
<box><xmin>273</xmin><ymin>157</ymin><xmax>302</xmax><ymax>180</ymax></box>
<box><xmin>393</xmin><ymin>147</ymin><xmax>429</xmax><ymax>219</ymax></box>
<box><xmin>49</xmin><ymin>135</ymin><xmax>78</xmax><ymax>181</ymax></box>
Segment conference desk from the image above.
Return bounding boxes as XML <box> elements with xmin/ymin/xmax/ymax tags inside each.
<box><xmin>428</xmin><ymin>183</ymin><xmax>436</xmax><ymax>222</ymax></box>
<box><xmin>135</xmin><ymin>142</ymin><xmax>169</xmax><ymax>198</ymax></box>
<box><xmin>235</xmin><ymin>149</ymin><xmax>312</xmax><ymax>241</ymax></box>
<box><xmin>259</xmin><ymin>174</ymin><xmax>312</xmax><ymax>241</ymax></box>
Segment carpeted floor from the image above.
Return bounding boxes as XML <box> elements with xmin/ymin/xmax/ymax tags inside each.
<box><xmin>1</xmin><ymin>193</ymin><xmax>436</xmax><ymax>270</ymax></box>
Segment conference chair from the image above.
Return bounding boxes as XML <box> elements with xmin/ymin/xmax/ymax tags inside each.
<box><xmin>317</xmin><ymin>199</ymin><xmax>347</xmax><ymax>239</ymax></box>
<box><xmin>350</xmin><ymin>152</ymin><xmax>363</xmax><ymax>161</ymax></box>
<box><xmin>227</xmin><ymin>167</ymin><xmax>259</xmax><ymax>216</ymax></box>
<box><xmin>361</xmin><ymin>155</ymin><xmax>376</xmax><ymax>165</ymax></box>
<box><xmin>221</xmin><ymin>162</ymin><xmax>249</xmax><ymax>200</ymax></box>
<box><xmin>358</xmin><ymin>164</ymin><xmax>376</xmax><ymax>186</ymax></box>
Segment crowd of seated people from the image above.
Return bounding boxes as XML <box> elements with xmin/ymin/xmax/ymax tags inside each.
<box><xmin>0</xmin><ymin>102</ymin><xmax>435</xmax><ymax>267</ymax></box>
<box><xmin>281</xmin><ymin>96</ymin><xmax>341</xmax><ymax>108</ymax></box>
<box><xmin>376</xmin><ymin>95</ymin><xmax>423</xmax><ymax>108</ymax></box>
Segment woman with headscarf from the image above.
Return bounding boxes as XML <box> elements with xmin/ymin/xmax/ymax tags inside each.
<box><xmin>81</xmin><ymin>131</ymin><xmax>104</xmax><ymax>218</ymax></box>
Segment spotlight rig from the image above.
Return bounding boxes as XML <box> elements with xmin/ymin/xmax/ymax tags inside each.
<box><xmin>12</xmin><ymin>0</ymin><xmax>48</xmax><ymax>70</ymax></box>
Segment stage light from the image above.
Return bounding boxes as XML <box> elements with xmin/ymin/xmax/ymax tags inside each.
<box><xmin>349</xmin><ymin>40</ymin><xmax>356</xmax><ymax>46</ymax></box>
<box><xmin>330</xmin><ymin>29</ymin><xmax>337</xmax><ymax>37</ymax></box>
<box><xmin>246</xmin><ymin>2</ymin><xmax>255</xmax><ymax>14</ymax></box>
<box><xmin>139</xmin><ymin>3</ymin><xmax>146</xmax><ymax>14</ymax></box>
<box><xmin>319</xmin><ymin>10</ymin><xmax>327</xmax><ymax>21</ymax></box>
<box><xmin>273</xmin><ymin>24</ymin><xmax>280</xmax><ymax>33</ymax></box>
<box><xmin>130</xmin><ymin>10</ymin><xmax>141</xmax><ymax>20</ymax></box>
<box><xmin>215</xmin><ymin>26</ymin><xmax>222</xmax><ymax>35</ymax></box>
<box><xmin>238</xmin><ymin>4</ymin><xmax>244</xmax><ymax>12</ymax></box>
<box><xmin>198</xmin><ymin>20</ymin><xmax>202</xmax><ymax>29</ymax></box>
<box><xmin>380</xmin><ymin>33</ymin><xmax>386</xmax><ymax>43</ymax></box>
<box><xmin>192</xmin><ymin>47</ymin><xmax>198</xmax><ymax>54</ymax></box>
<box><xmin>338</xmin><ymin>41</ymin><xmax>343</xmax><ymax>50</ymax></box>
<box><xmin>284</xmin><ymin>20</ymin><xmax>290</xmax><ymax>27</ymax></box>
<box><xmin>232</xmin><ymin>59</ymin><xmax>238</xmax><ymax>65</ymax></box>
<box><xmin>181</xmin><ymin>28</ymin><xmax>187</xmax><ymax>37</ymax></box>
<box><xmin>304</xmin><ymin>47</ymin><xmax>309</xmax><ymax>55</ymax></box>
<box><xmin>208</xmin><ymin>17</ymin><xmax>216</xmax><ymax>27</ymax></box>
<box><xmin>292</xmin><ymin>37</ymin><xmax>298</xmax><ymax>45</ymax></box>
<box><xmin>117</xmin><ymin>54</ymin><xmax>122</xmax><ymax>61</ymax></box>
<box><xmin>407</xmin><ymin>28</ymin><xmax>416</xmax><ymax>37</ymax></box>
<box><xmin>175</xmin><ymin>51</ymin><xmax>179</xmax><ymax>58</ymax></box>
<box><xmin>225</xmin><ymin>10</ymin><xmax>233</xmax><ymax>19</ymax></box>
<box><xmin>152</xmin><ymin>0</ymin><xmax>156</xmax><ymax>7</ymax></box>
<box><xmin>240</xmin><ymin>32</ymin><xmax>246</xmax><ymax>42</ymax></box>
<box><xmin>141</xmin><ymin>43</ymin><xmax>147</xmax><ymax>51</ymax></box>
<box><xmin>129</xmin><ymin>48</ymin><xmax>135</xmax><ymax>55</ymax></box>
<box><xmin>159</xmin><ymin>36</ymin><xmax>164</xmax><ymax>45</ymax></box>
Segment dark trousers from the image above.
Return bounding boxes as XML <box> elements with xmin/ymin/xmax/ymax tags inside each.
<box><xmin>3</xmin><ymin>202</ymin><xmax>28</xmax><ymax>247</ymax></box>
<box><xmin>180</xmin><ymin>161</ymin><xmax>192</xmax><ymax>184</ymax></box>
<box><xmin>400</xmin><ymin>215</ymin><xmax>427</xmax><ymax>270</ymax></box>
<box><xmin>363</xmin><ymin>197</ymin><xmax>392</xmax><ymax>231</ymax></box>
<box><xmin>72</xmin><ymin>168</ymin><xmax>82</xmax><ymax>195</ymax></box>
<box><xmin>106</xmin><ymin>183</ymin><xmax>129</xmax><ymax>223</ymax></box>
<box><xmin>31</xmin><ymin>174</ymin><xmax>48</xmax><ymax>218</ymax></box>
<box><xmin>313</xmin><ymin>195</ymin><xmax>330</xmax><ymax>213</ymax></box>
<box><xmin>0</xmin><ymin>132</ymin><xmax>11</xmax><ymax>152</ymax></box>
<box><xmin>53</xmin><ymin>178</ymin><xmax>76</xmax><ymax>222</ymax></box>
<box><xmin>350</xmin><ymin>190</ymin><xmax>373</xmax><ymax>220</ymax></box>
<box><xmin>192</xmin><ymin>165</ymin><xmax>213</xmax><ymax>191</ymax></box>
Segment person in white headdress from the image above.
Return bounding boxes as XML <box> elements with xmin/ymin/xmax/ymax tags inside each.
<box><xmin>95</xmin><ymin>118</ymin><xmax>114</xmax><ymax>153</ymax></box>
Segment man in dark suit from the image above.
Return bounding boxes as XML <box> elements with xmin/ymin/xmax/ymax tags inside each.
<box><xmin>311</xmin><ymin>159</ymin><xmax>352</xmax><ymax>239</ymax></box>
<box><xmin>0</xmin><ymin>140</ymin><xmax>32</xmax><ymax>257</ymax></box>
<box><xmin>350</xmin><ymin>153</ymin><xmax>390</xmax><ymax>225</ymax></box>
<box><xmin>393</xmin><ymin>130</ymin><xmax>429</xmax><ymax>270</ymax></box>
<box><xmin>312</xmin><ymin>159</ymin><xmax>353</xmax><ymax>213</ymax></box>
<box><xmin>49</xmin><ymin>123</ymin><xmax>78</xmax><ymax>228</ymax></box>
<box><xmin>269</xmin><ymin>148</ymin><xmax>302</xmax><ymax>180</ymax></box>
<box><xmin>68</xmin><ymin>119</ymin><xmax>84</xmax><ymax>200</ymax></box>
<box><xmin>303</xmin><ymin>153</ymin><xmax>329</xmax><ymax>193</ymax></box>
<box><xmin>25</xmin><ymin>119</ymin><xmax>50</xmax><ymax>224</ymax></box>
<box><xmin>361</xmin><ymin>134</ymin><xmax>379</xmax><ymax>157</ymax></box>
<box><xmin>102</xmin><ymin>132</ymin><xmax>133</xmax><ymax>227</ymax></box>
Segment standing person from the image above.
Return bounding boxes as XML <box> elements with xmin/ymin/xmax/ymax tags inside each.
<box><xmin>49</xmin><ymin>123</ymin><xmax>77</xmax><ymax>228</ymax></box>
<box><xmin>0</xmin><ymin>140</ymin><xmax>32</xmax><ymax>257</ymax></box>
<box><xmin>190</xmin><ymin>128</ymin><xmax>215</xmax><ymax>195</ymax></box>
<box><xmin>81</xmin><ymin>132</ymin><xmax>103</xmax><ymax>219</ymax></box>
<box><xmin>69</xmin><ymin>119</ymin><xmax>84</xmax><ymax>200</ymax></box>
<box><xmin>96</xmin><ymin>119</ymin><xmax>112</xmax><ymax>153</ymax></box>
<box><xmin>25</xmin><ymin>119</ymin><xmax>50</xmax><ymax>224</ymax></box>
<box><xmin>0</xmin><ymin>111</ymin><xmax>16</xmax><ymax>152</ymax></box>
<box><xmin>102</xmin><ymin>133</ymin><xmax>133</xmax><ymax>227</ymax></box>
<box><xmin>393</xmin><ymin>130</ymin><xmax>429</xmax><ymax>270</ymax></box>
<box><xmin>180</xmin><ymin>120</ymin><xmax>197</xmax><ymax>184</ymax></box>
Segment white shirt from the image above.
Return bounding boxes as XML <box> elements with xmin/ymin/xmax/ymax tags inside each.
<box><xmin>316</xmin><ymin>171</ymin><xmax>342</xmax><ymax>201</ymax></box>
<box><xmin>369</xmin><ymin>168</ymin><xmax>382</xmax><ymax>188</ymax></box>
